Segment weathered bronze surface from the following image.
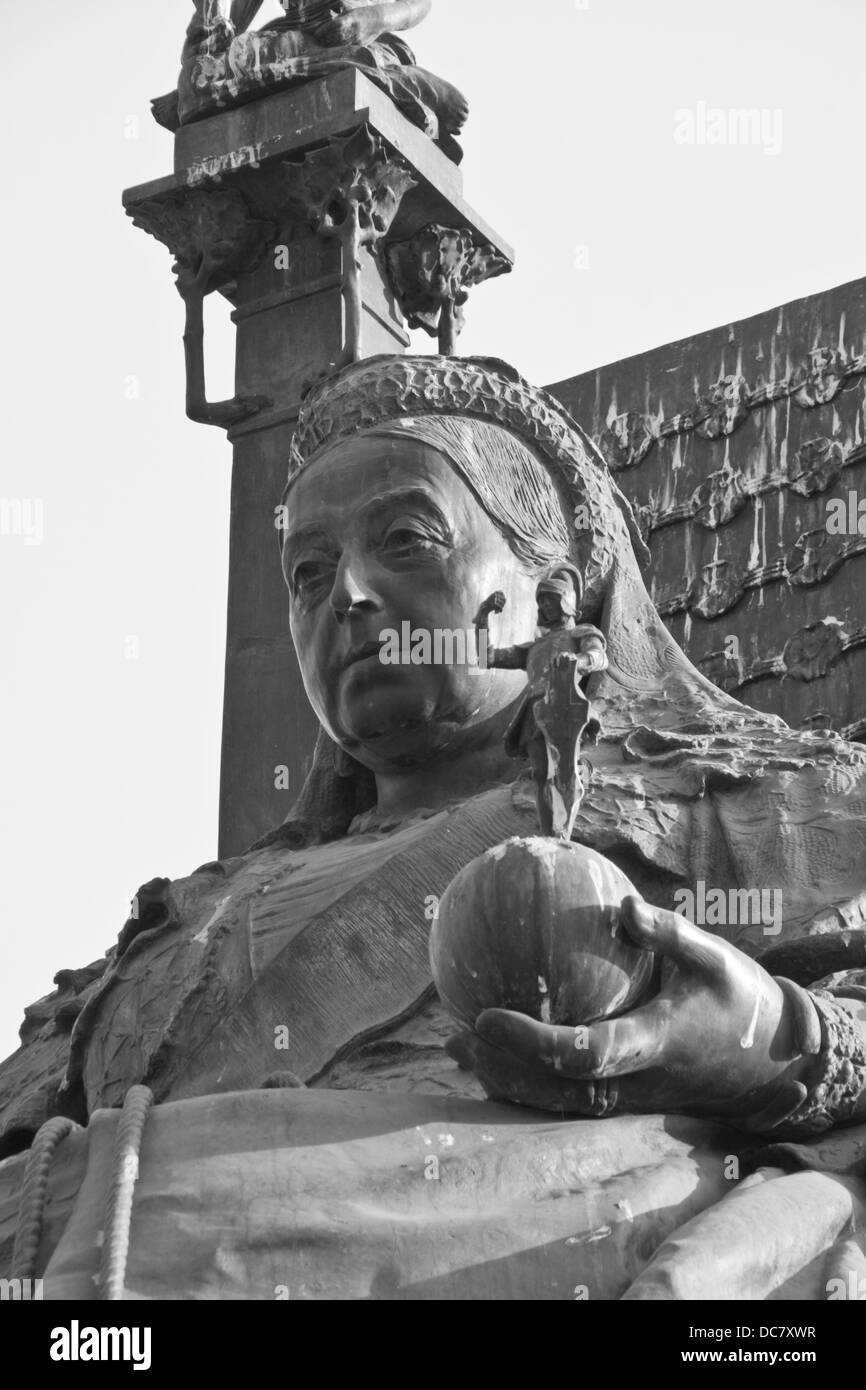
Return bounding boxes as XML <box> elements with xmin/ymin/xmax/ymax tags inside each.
<box><xmin>2</xmin><ymin>357</ymin><xmax>866</xmax><ymax>1300</ymax></box>
<box><xmin>4</xmin><ymin>14</ymin><xmax>866</xmax><ymax>1300</ymax></box>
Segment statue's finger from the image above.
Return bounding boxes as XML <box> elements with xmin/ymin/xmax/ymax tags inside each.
<box><xmin>444</xmin><ymin>1031</ymin><xmax>476</xmax><ymax>1072</ymax></box>
<box><xmin>447</xmin><ymin>1030</ymin><xmax>598</xmax><ymax>1112</ymax></box>
<box><xmin>476</xmin><ymin>1005</ymin><xmax>668</xmax><ymax>1079</ymax></box>
<box><xmin>738</xmin><ymin>1079</ymin><xmax>809</xmax><ymax>1133</ymax></box>
<box><xmin>620</xmin><ymin>897</ymin><xmax>723</xmax><ymax>982</ymax></box>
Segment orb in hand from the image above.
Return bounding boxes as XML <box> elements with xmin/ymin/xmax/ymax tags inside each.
<box><xmin>430</xmin><ymin>837</ymin><xmax>655</xmax><ymax>1030</ymax></box>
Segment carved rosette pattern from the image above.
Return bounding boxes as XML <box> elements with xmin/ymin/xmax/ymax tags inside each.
<box><xmin>590</xmin><ymin>349</ymin><xmax>866</xmax><ymax>478</ymax></box>
<box><xmin>383</xmin><ymin>225</ymin><xmax>511</xmax><ymax>354</ymax></box>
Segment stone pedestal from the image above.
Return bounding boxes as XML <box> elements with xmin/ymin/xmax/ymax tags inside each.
<box><xmin>123</xmin><ymin>68</ymin><xmax>513</xmax><ymax>856</ymax></box>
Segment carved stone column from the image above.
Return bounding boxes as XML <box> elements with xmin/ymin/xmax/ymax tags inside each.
<box><xmin>123</xmin><ymin>68</ymin><xmax>513</xmax><ymax>855</ymax></box>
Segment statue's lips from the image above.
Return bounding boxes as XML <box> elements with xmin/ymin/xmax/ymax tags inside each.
<box><xmin>341</xmin><ymin>640</ymin><xmax>386</xmax><ymax>672</ymax></box>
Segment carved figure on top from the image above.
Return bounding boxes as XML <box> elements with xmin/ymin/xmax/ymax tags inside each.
<box><xmin>155</xmin><ymin>1</ymin><xmax>469</xmax><ymax>163</ymax></box>
<box><xmin>475</xmin><ymin>565</ymin><xmax>608</xmax><ymax>839</ymax></box>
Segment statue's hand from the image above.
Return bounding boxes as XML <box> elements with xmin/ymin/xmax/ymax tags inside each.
<box><xmin>473</xmin><ymin>591</ymin><xmax>506</xmax><ymax>624</ymax></box>
<box><xmin>446</xmin><ymin>899</ymin><xmax>818</xmax><ymax>1129</ymax></box>
<box><xmin>316</xmin><ymin>2</ymin><xmax>387</xmax><ymax>47</ymax></box>
<box><xmin>553</xmin><ymin>651</ymin><xmax>580</xmax><ymax>671</ymax></box>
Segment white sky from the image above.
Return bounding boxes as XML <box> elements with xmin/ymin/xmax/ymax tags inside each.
<box><xmin>1</xmin><ymin>0</ymin><xmax>865</xmax><ymax>1059</ymax></box>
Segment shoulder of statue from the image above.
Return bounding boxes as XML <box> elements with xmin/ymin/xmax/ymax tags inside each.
<box><xmin>0</xmin><ymin>953</ymin><xmax>111</xmax><ymax>1152</ymax></box>
<box><xmin>573</xmin><ymin>624</ymin><xmax>607</xmax><ymax>644</ymax></box>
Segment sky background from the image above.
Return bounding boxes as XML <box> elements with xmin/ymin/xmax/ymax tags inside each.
<box><xmin>1</xmin><ymin>0</ymin><xmax>865</xmax><ymax>1059</ymax></box>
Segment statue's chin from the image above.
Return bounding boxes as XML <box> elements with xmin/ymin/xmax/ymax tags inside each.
<box><xmin>327</xmin><ymin>669</ymin><xmax>481</xmax><ymax>769</ymax></box>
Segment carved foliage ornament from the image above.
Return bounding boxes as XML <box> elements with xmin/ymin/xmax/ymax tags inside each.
<box><xmin>281</xmin><ymin>126</ymin><xmax>416</xmax><ymax>247</ymax></box>
<box><xmin>788</xmin><ymin>437</ymin><xmax>846</xmax><ymax>498</ymax></box>
<box><xmin>128</xmin><ymin>186</ymin><xmax>276</xmax><ymax>428</ymax></box>
<box><xmin>384</xmin><ymin>226</ymin><xmax>511</xmax><ymax>355</ymax></box>
<box><xmin>793</xmin><ymin>348</ymin><xmax>848</xmax><ymax>409</ymax></box>
<box><xmin>692</xmin><ymin>463</ymin><xmax>749</xmax><ymax>530</ymax></box>
<box><xmin>127</xmin><ymin>186</ymin><xmax>274</xmax><ymax>295</ymax></box>
<box><xmin>597</xmin><ymin>412</ymin><xmax>656</xmax><ymax>472</ymax></box>
<box><xmin>691</xmin><ymin>560</ymin><xmax>746</xmax><ymax>621</ymax></box>
<box><xmin>279</xmin><ymin>126</ymin><xmax>417</xmax><ymax>368</ymax></box>
<box><xmin>788</xmin><ymin>528</ymin><xmax>852</xmax><ymax>589</ymax></box>
<box><xmin>128</xmin><ymin>126</ymin><xmax>423</xmax><ymax>422</ymax></box>
<box><xmin>694</xmin><ymin>375</ymin><xmax>750</xmax><ymax>440</ymax></box>
<box><xmin>782</xmin><ymin>619</ymin><xmax>847</xmax><ymax>683</ymax></box>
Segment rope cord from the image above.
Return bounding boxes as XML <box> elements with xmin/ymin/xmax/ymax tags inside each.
<box><xmin>97</xmin><ymin>1085</ymin><xmax>154</xmax><ymax>1301</ymax></box>
<box><xmin>10</xmin><ymin>1116</ymin><xmax>81</xmax><ymax>1281</ymax></box>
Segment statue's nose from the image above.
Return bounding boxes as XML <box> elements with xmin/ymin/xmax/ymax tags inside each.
<box><xmin>329</xmin><ymin>553</ymin><xmax>383</xmax><ymax>620</ymax></box>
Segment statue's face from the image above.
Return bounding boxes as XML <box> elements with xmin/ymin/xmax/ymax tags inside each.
<box><xmin>537</xmin><ymin>591</ymin><xmax>565</xmax><ymax>627</ymax></box>
<box><xmin>284</xmin><ymin>434</ymin><xmax>539</xmax><ymax>771</ymax></box>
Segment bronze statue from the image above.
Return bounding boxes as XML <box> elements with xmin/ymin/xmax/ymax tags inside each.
<box><xmin>161</xmin><ymin>1</ymin><xmax>469</xmax><ymax>161</ymax></box>
<box><xmin>3</xmin><ymin>356</ymin><xmax>866</xmax><ymax>1300</ymax></box>
<box><xmin>475</xmin><ymin>564</ymin><xmax>608</xmax><ymax>838</ymax></box>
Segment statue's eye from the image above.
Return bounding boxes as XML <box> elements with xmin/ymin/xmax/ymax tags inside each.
<box><xmin>382</xmin><ymin>518</ymin><xmax>442</xmax><ymax>555</ymax></box>
<box><xmin>291</xmin><ymin>559</ymin><xmax>332</xmax><ymax>598</ymax></box>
